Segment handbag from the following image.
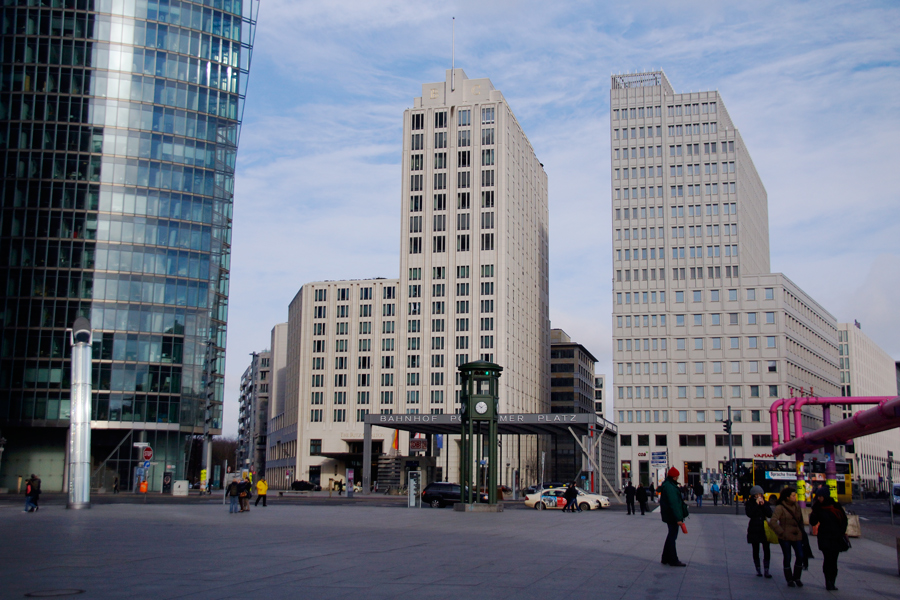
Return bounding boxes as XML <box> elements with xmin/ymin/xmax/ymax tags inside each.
<box><xmin>763</xmin><ymin>520</ymin><xmax>779</xmax><ymax>544</ymax></box>
<box><xmin>239</xmin><ymin>491</ymin><xmax>247</xmax><ymax>498</ymax></box>
<box><xmin>838</xmin><ymin>534</ymin><xmax>851</xmax><ymax>552</ymax></box>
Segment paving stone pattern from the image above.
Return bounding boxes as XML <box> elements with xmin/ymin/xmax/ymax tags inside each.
<box><xmin>1</xmin><ymin>502</ymin><xmax>898</xmax><ymax>599</ymax></box>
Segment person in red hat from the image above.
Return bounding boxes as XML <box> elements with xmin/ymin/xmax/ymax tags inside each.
<box><xmin>658</xmin><ymin>466</ymin><xmax>689</xmax><ymax>566</ymax></box>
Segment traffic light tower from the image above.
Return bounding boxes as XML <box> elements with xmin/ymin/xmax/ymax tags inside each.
<box><xmin>457</xmin><ymin>361</ymin><xmax>502</xmax><ymax>508</ymax></box>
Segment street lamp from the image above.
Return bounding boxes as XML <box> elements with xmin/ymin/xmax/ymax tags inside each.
<box><xmin>68</xmin><ymin>317</ymin><xmax>92</xmax><ymax>509</ymax></box>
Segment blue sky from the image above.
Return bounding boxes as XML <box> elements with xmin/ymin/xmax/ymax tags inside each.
<box><xmin>223</xmin><ymin>0</ymin><xmax>900</xmax><ymax>434</ymax></box>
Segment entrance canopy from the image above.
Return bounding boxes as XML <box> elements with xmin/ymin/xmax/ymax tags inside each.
<box><xmin>360</xmin><ymin>413</ymin><xmax>618</xmax><ymax>496</ymax></box>
<box><xmin>364</xmin><ymin>412</ymin><xmax>614</xmax><ymax>436</ymax></box>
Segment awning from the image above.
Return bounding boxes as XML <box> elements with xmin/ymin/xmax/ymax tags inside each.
<box><xmin>363</xmin><ymin>412</ymin><xmax>617</xmax><ymax>437</ymax></box>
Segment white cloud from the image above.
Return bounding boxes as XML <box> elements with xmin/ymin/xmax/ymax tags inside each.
<box><xmin>221</xmin><ymin>0</ymin><xmax>900</xmax><ymax>433</ymax></box>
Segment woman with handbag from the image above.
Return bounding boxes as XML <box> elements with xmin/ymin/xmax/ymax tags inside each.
<box><xmin>770</xmin><ymin>487</ymin><xmax>805</xmax><ymax>587</ymax></box>
<box><xmin>745</xmin><ymin>485</ymin><xmax>774</xmax><ymax>578</ymax></box>
<box><xmin>809</xmin><ymin>487</ymin><xmax>849</xmax><ymax>591</ymax></box>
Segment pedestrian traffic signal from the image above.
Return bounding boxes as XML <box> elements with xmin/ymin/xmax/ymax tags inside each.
<box><xmin>723</xmin><ymin>419</ymin><xmax>732</xmax><ymax>434</ymax></box>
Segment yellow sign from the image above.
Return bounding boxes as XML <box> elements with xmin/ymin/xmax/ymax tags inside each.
<box><xmin>826</xmin><ymin>478</ymin><xmax>838</xmax><ymax>501</ymax></box>
<box><xmin>200</xmin><ymin>469</ymin><xmax>207</xmax><ymax>486</ymax></box>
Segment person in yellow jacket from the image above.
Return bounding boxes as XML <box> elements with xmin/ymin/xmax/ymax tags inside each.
<box><xmin>254</xmin><ymin>477</ymin><xmax>268</xmax><ymax>507</ymax></box>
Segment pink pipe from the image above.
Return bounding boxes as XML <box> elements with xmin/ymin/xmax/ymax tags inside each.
<box><xmin>793</xmin><ymin>396</ymin><xmax>888</xmax><ymax>445</ymax></box>
<box><xmin>782</xmin><ymin>397</ymin><xmax>797</xmax><ymax>444</ymax></box>
<box><xmin>770</xmin><ymin>398</ymin><xmax>785</xmax><ymax>446</ymax></box>
<box><xmin>774</xmin><ymin>396</ymin><xmax>900</xmax><ymax>456</ymax></box>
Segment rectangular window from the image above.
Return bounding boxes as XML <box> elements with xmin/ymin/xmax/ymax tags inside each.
<box><xmin>752</xmin><ymin>435</ymin><xmax>772</xmax><ymax>447</ymax></box>
<box><xmin>679</xmin><ymin>435</ymin><xmax>706</xmax><ymax>447</ymax></box>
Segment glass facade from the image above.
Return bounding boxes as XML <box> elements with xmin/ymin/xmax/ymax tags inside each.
<box><xmin>0</xmin><ymin>0</ymin><xmax>258</xmax><ymax>491</ymax></box>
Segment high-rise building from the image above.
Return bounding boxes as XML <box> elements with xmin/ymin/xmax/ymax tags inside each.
<box><xmin>610</xmin><ymin>72</ymin><xmax>840</xmax><ymax>489</ymax></box>
<box><xmin>837</xmin><ymin>322</ymin><xmax>900</xmax><ymax>491</ymax></box>
<box><xmin>548</xmin><ymin>328</ymin><xmax>597</xmax><ymax>481</ymax></box>
<box><xmin>278</xmin><ymin>69</ymin><xmax>550</xmax><ymax>489</ymax></box>
<box><xmin>237</xmin><ymin>349</ymin><xmax>269</xmax><ymax>476</ymax></box>
<box><xmin>263</xmin><ymin>322</ymin><xmax>290</xmax><ymax>485</ymax></box>
<box><xmin>0</xmin><ymin>1</ymin><xmax>259</xmax><ymax>491</ymax></box>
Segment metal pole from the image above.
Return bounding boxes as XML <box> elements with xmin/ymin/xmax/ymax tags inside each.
<box><xmin>728</xmin><ymin>406</ymin><xmax>737</xmax><ymax>515</ymax></box>
<box><xmin>68</xmin><ymin>318</ymin><xmax>93</xmax><ymax>509</ymax></box>
<box><xmin>888</xmin><ymin>451</ymin><xmax>894</xmax><ymax>527</ymax></box>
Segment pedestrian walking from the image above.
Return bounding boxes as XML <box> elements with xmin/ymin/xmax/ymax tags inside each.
<box><xmin>25</xmin><ymin>474</ymin><xmax>41</xmax><ymax>512</ymax></box>
<box><xmin>745</xmin><ymin>485</ymin><xmax>773</xmax><ymax>578</ymax></box>
<box><xmin>635</xmin><ymin>482</ymin><xmax>648</xmax><ymax>515</ymax></box>
<box><xmin>770</xmin><ymin>487</ymin><xmax>805</xmax><ymax>587</ymax></box>
<box><xmin>711</xmin><ymin>481</ymin><xmax>720</xmax><ymax>506</ymax></box>
<box><xmin>238</xmin><ymin>477</ymin><xmax>252</xmax><ymax>512</ymax></box>
<box><xmin>693</xmin><ymin>480</ymin><xmax>704</xmax><ymax>507</ymax></box>
<box><xmin>563</xmin><ymin>482</ymin><xmax>580</xmax><ymax>512</ymax></box>
<box><xmin>113</xmin><ymin>475</ymin><xmax>120</xmax><ymax>494</ymax></box>
<box><xmin>24</xmin><ymin>476</ymin><xmax>37</xmax><ymax>512</ymax></box>
<box><xmin>648</xmin><ymin>482</ymin><xmax>656</xmax><ymax>502</ymax></box>
<box><xmin>624</xmin><ymin>481</ymin><xmax>636</xmax><ymax>515</ymax></box>
<box><xmin>337</xmin><ymin>480</ymin><xmax>344</xmax><ymax>496</ymax></box>
<box><xmin>809</xmin><ymin>487</ymin><xmax>849</xmax><ymax>591</ymax></box>
<box><xmin>658</xmin><ymin>467</ymin><xmax>689</xmax><ymax>567</ymax></box>
<box><xmin>226</xmin><ymin>477</ymin><xmax>240</xmax><ymax>513</ymax></box>
<box><xmin>255</xmin><ymin>477</ymin><xmax>268</xmax><ymax>507</ymax></box>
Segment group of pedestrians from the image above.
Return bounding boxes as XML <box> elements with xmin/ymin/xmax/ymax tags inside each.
<box><xmin>656</xmin><ymin>469</ymin><xmax>849</xmax><ymax>591</ymax></box>
<box><xmin>764</xmin><ymin>486</ymin><xmax>849</xmax><ymax>590</ymax></box>
<box><xmin>623</xmin><ymin>481</ymin><xmax>649</xmax><ymax>515</ymax></box>
<box><xmin>226</xmin><ymin>476</ymin><xmax>269</xmax><ymax>513</ymax></box>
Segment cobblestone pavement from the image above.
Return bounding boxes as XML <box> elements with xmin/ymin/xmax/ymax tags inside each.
<box><xmin>1</xmin><ymin>500</ymin><xmax>898</xmax><ymax>600</ymax></box>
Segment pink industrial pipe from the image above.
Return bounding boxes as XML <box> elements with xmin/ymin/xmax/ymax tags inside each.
<box><xmin>774</xmin><ymin>396</ymin><xmax>900</xmax><ymax>456</ymax></box>
<box><xmin>791</xmin><ymin>397</ymin><xmax>888</xmax><ymax>442</ymax></box>
<box><xmin>769</xmin><ymin>398</ymin><xmax>785</xmax><ymax>446</ymax></box>
<box><xmin>783</xmin><ymin>397</ymin><xmax>798</xmax><ymax>446</ymax></box>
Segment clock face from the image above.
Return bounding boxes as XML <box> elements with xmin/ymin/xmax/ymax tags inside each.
<box><xmin>475</xmin><ymin>401</ymin><xmax>488</xmax><ymax>415</ymax></box>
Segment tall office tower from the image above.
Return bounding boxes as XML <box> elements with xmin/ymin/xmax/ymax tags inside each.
<box><xmin>277</xmin><ymin>69</ymin><xmax>550</xmax><ymax>489</ymax></box>
<box><xmin>237</xmin><ymin>349</ymin><xmax>269</xmax><ymax>476</ymax></box>
<box><xmin>837</xmin><ymin>322</ymin><xmax>900</xmax><ymax>491</ymax></box>
<box><xmin>264</xmin><ymin>322</ymin><xmax>290</xmax><ymax>485</ymax></box>
<box><xmin>610</xmin><ymin>72</ymin><xmax>840</xmax><ymax>489</ymax></box>
<box><xmin>548</xmin><ymin>328</ymin><xmax>597</xmax><ymax>481</ymax></box>
<box><xmin>0</xmin><ymin>1</ymin><xmax>258</xmax><ymax>492</ymax></box>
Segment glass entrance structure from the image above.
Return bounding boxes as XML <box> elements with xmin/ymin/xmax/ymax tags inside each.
<box><xmin>0</xmin><ymin>0</ymin><xmax>258</xmax><ymax>492</ymax></box>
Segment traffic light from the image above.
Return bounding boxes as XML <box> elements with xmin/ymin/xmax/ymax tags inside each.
<box><xmin>723</xmin><ymin>419</ymin><xmax>732</xmax><ymax>434</ymax></box>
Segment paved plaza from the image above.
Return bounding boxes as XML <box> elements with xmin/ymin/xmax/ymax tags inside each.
<box><xmin>1</xmin><ymin>499</ymin><xmax>898</xmax><ymax>600</ymax></box>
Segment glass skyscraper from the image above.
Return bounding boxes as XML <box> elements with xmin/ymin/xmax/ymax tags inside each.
<box><xmin>0</xmin><ymin>0</ymin><xmax>257</xmax><ymax>492</ymax></box>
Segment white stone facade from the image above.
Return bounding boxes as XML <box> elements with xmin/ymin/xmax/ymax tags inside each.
<box><xmin>283</xmin><ymin>70</ymin><xmax>550</xmax><ymax>489</ymax></box>
<box><xmin>610</xmin><ymin>72</ymin><xmax>840</xmax><ymax>487</ymax></box>
<box><xmin>838</xmin><ymin>323</ymin><xmax>900</xmax><ymax>491</ymax></box>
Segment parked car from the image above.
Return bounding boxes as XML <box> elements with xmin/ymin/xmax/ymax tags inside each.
<box><xmin>291</xmin><ymin>480</ymin><xmax>321</xmax><ymax>491</ymax></box>
<box><xmin>422</xmin><ymin>482</ymin><xmax>462</xmax><ymax>507</ymax></box>
<box><xmin>525</xmin><ymin>488</ymin><xmax>610</xmax><ymax>511</ymax></box>
<box><xmin>422</xmin><ymin>482</ymin><xmax>489</xmax><ymax>507</ymax></box>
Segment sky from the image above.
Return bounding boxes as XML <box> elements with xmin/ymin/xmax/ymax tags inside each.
<box><xmin>222</xmin><ymin>0</ymin><xmax>900</xmax><ymax>435</ymax></box>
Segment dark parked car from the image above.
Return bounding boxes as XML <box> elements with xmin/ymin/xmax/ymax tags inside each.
<box><xmin>291</xmin><ymin>480</ymin><xmax>321</xmax><ymax>491</ymax></box>
<box><xmin>422</xmin><ymin>482</ymin><xmax>462</xmax><ymax>508</ymax></box>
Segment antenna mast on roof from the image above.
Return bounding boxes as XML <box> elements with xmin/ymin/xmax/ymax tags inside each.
<box><xmin>451</xmin><ymin>17</ymin><xmax>455</xmax><ymax>92</ymax></box>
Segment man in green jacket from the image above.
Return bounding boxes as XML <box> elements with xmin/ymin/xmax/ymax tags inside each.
<box><xmin>659</xmin><ymin>467</ymin><xmax>689</xmax><ymax>567</ymax></box>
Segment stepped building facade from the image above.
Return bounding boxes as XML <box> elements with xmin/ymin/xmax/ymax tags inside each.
<box><xmin>266</xmin><ymin>69</ymin><xmax>551</xmax><ymax>489</ymax></box>
<box><xmin>610</xmin><ymin>72</ymin><xmax>841</xmax><ymax>489</ymax></box>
